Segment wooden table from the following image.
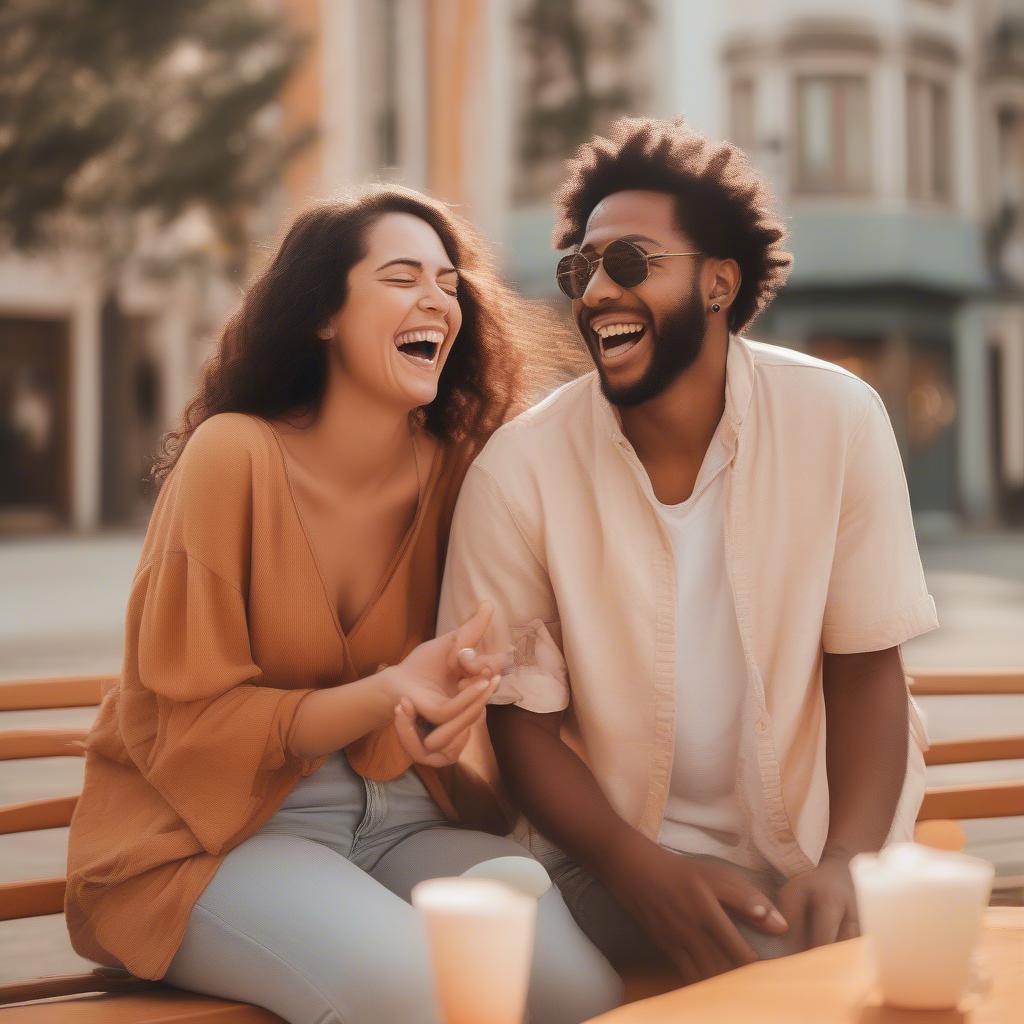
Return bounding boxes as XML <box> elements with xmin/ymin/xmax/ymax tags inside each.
<box><xmin>589</xmin><ymin>907</ymin><xmax>1023</xmax><ymax>1024</ymax></box>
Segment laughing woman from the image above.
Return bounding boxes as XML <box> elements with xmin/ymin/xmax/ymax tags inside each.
<box><xmin>65</xmin><ymin>186</ymin><xmax>621</xmax><ymax>1024</ymax></box>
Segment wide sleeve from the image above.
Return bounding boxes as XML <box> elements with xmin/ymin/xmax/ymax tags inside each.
<box><xmin>114</xmin><ymin>417</ymin><xmax>318</xmax><ymax>855</ymax></box>
<box><xmin>438</xmin><ymin>462</ymin><xmax>570</xmax><ymax>714</ymax></box>
<box><xmin>822</xmin><ymin>393</ymin><xmax>939</xmax><ymax>654</ymax></box>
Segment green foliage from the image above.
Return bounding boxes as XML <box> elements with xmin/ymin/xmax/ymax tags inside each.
<box><xmin>516</xmin><ymin>0</ymin><xmax>652</xmax><ymax>201</ymax></box>
<box><xmin>0</xmin><ymin>0</ymin><xmax>313</xmax><ymax>259</ymax></box>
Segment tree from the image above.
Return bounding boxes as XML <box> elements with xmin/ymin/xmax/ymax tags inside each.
<box><xmin>516</xmin><ymin>0</ymin><xmax>652</xmax><ymax>203</ymax></box>
<box><xmin>0</xmin><ymin>0</ymin><xmax>313</xmax><ymax>524</ymax></box>
<box><xmin>0</xmin><ymin>0</ymin><xmax>311</xmax><ymax>267</ymax></box>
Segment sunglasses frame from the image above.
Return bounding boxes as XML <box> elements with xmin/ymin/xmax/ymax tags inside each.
<box><xmin>555</xmin><ymin>239</ymin><xmax>703</xmax><ymax>299</ymax></box>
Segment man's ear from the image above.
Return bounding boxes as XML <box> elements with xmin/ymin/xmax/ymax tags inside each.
<box><xmin>707</xmin><ymin>257</ymin><xmax>741</xmax><ymax>313</ymax></box>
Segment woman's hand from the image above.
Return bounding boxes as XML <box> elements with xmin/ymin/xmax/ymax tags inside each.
<box><xmin>384</xmin><ymin>602</ymin><xmax>507</xmax><ymax>767</ymax></box>
<box><xmin>393</xmin><ymin>674</ymin><xmax>497</xmax><ymax>767</ymax></box>
<box><xmin>390</xmin><ymin>602</ymin><xmax>508</xmax><ymax>701</ymax></box>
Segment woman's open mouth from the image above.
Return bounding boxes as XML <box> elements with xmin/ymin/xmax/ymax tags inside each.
<box><xmin>395</xmin><ymin>328</ymin><xmax>444</xmax><ymax>367</ymax></box>
<box><xmin>593</xmin><ymin>321</ymin><xmax>648</xmax><ymax>365</ymax></box>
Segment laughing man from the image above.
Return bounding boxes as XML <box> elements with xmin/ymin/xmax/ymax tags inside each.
<box><xmin>438</xmin><ymin>117</ymin><xmax>937</xmax><ymax>983</ymax></box>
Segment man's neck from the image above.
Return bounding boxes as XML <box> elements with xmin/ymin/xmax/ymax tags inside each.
<box><xmin>617</xmin><ymin>326</ymin><xmax>730</xmax><ymax>469</ymax></box>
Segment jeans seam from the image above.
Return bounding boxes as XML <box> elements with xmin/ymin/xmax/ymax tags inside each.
<box><xmin>352</xmin><ymin>778</ymin><xmax>386</xmax><ymax>845</ymax></box>
<box><xmin>185</xmin><ymin>902</ymin><xmax>350</xmax><ymax>1024</ymax></box>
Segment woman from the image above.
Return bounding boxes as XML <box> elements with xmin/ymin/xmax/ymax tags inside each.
<box><xmin>65</xmin><ymin>186</ymin><xmax>621</xmax><ymax>1024</ymax></box>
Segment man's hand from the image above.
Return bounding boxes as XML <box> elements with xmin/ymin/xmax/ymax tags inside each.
<box><xmin>605</xmin><ymin>834</ymin><xmax>788</xmax><ymax>983</ymax></box>
<box><xmin>775</xmin><ymin>854</ymin><xmax>859</xmax><ymax>951</ymax></box>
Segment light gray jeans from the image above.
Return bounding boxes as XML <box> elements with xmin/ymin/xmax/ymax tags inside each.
<box><xmin>165</xmin><ymin>754</ymin><xmax>622</xmax><ymax>1024</ymax></box>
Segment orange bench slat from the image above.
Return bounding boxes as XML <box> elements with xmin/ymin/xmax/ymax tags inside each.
<box><xmin>0</xmin><ymin>729</ymin><xmax>88</xmax><ymax>760</ymax></box>
<box><xmin>0</xmin><ymin>794</ymin><xmax>78</xmax><ymax>834</ymax></box>
<box><xmin>0</xmin><ymin>877</ymin><xmax>66</xmax><ymax>921</ymax></box>
<box><xmin>0</xmin><ymin>676</ymin><xmax>117</xmax><ymax>711</ymax></box>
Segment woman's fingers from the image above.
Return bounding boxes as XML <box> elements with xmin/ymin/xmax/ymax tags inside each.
<box><xmin>457</xmin><ymin>645</ymin><xmax>510</xmax><ymax>679</ymax></box>
<box><xmin>423</xmin><ymin>678</ymin><xmax>497</xmax><ymax>752</ymax></box>
<box><xmin>437</xmin><ymin>729</ymin><xmax>471</xmax><ymax>765</ymax></box>
<box><xmin>447</xmin><ymin>602</ymin><xmax>494</xmax><ymax>670</ymax></box>
<box><xmin>421</xmin><ymin>676</ymin><xmax>492</xmax><ymax>724</ymax></box>
<box><xmin>394</xmin><ymin>702</ymin><xmax>454</xmax><ymax>767</ymax></box>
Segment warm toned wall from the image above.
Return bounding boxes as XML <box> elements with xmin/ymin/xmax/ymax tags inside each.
<box><xmin>425</xmin><ymin>0</ymin><xmax>484</xmax><ymax>206</ymax></box>
<box><xmin>280</xmin><ymin>0</ymin><xmax>324</xmax><ymax>214</ymax></box>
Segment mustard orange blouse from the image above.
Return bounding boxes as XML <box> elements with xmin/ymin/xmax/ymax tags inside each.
<box><xmin>65</xmin><ymin>413</ymin><xmax>507</xmax><ymax>979</ymax></box>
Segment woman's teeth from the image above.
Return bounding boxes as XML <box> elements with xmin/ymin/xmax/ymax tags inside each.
<box><xmin>396</xmin><ymin>328</ymin><xmax>444</xmax><ymax>365</ymax></box>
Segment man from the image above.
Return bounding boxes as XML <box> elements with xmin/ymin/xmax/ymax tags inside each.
<box><xmin>437</xmin><ymin>117</ymin><xmax>936</xmax><ymax>983</ymax></box>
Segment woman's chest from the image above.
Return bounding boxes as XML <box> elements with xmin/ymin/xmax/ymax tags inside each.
<box><xmin>288</xmin><ymin>464</ymin><xmax>415</xmax><ymax>630</ymax></box>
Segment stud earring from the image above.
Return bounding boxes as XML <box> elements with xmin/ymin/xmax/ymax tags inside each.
<box><xmin>711</xmin><ymin>302</ymin><xmax>721</xmax><ymax>313</ymax></box>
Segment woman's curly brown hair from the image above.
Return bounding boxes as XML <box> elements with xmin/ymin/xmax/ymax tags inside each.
<box><xmin>553</xmin><ymin>116</ymin><xmax>793</xmax><ymax>333</ymax></box>
<box><xmin>153</xmin><ymin>184</ymin><xmax>542</xmax><ymax>481</ymax></box>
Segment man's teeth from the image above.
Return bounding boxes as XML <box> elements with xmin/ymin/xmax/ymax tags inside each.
<box><xmin>595</xmin><ymin>322</ymin><xmax>646</xmax><ymax>354</ymax></box>
<box><xmin>595</xmin><ymin>322</ymin><xmax>646</xmax><ymax>339</ymax></box>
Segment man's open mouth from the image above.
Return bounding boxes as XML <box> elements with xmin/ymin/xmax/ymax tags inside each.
<box><xmin>395</xmin><ymin>329</ymin><xmax>444</xmax><ymax>366</ymax></box>
<box><xmin>593</xmin><ymin>321</ymin><xmax>647</xmax><ymax>359</ymax></box>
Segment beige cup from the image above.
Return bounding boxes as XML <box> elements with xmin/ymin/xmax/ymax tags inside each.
<box><xmin>412</xmin><ymin>876</ymin><xmax>536</xmax><ymax>1024</ymax></box>
<box><xmin>851</xmin><ymin>843</ymin><xmax>994</xmax><ymax>1010</ymax></box>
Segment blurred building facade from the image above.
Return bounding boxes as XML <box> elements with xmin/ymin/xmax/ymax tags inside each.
<box><xmin>0</xmin><ymin>243</ymin><xmax>211</xmax><ymax>534</ymax></box>
<box><xmin>3</xmin><ymin>0</ymin><xmax>1023</xmax><ymax>533</ymax></box>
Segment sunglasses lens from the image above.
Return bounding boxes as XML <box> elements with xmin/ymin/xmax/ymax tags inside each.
<box><xmin>602</xmin><ymin>240</ymin><xmax>649</xmax><ymax>289</ymax></box>
<box><xmin>556</xmin><ymin>253</ymin><xmax>591</xmax><ymax>299</ymax></box>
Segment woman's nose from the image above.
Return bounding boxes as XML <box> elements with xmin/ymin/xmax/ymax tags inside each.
<box><xmin>418</xmin><ymin>287</ymin><xmax>446</xmax><ymax>312</ymax></box>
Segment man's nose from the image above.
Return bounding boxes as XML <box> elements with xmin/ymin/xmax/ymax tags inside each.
<box><xmin>580</xmin><ymin>260</ymin><xmax>623</xmax><ymax>307</ymax></box>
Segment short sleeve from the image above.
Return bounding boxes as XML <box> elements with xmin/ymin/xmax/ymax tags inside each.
<box><xmin>438</xmin><ymin>463</ymin><xmax>570</xmax><ymax>714</ymax></box>
<box><xmin>822</xmin><ymin>394</ymin><xmax>939</xmax><ymax>654</ymax></box>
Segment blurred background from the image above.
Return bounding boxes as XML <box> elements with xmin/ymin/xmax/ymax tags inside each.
<box><xmin>1</xmin><ymin>0</ymin><xmax>1022</xmax><ymax>982</ymax></box>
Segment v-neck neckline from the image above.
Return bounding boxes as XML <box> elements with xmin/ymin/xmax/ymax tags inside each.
<box><xmin>261</xmin><ymin>417</ymin><xmax>445</xmax><ymax>652</ymax></box>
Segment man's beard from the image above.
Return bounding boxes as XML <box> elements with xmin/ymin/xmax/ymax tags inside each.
<box><xmin>595</xmin><ymin>291</ymin><xmax>707</xmax><ymax>408</ymax></box>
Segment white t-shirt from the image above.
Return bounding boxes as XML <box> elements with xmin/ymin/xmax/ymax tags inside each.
<box><xmin>655</xmin><ymin>422</ymin><xmax>768</xmax><ymax>871</ymax></box>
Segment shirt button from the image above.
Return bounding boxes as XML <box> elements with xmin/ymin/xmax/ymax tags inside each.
<box><xmin>755</xmin><ymin>719</ymin><xmax>768</xmax><ymax>734</ymax></box>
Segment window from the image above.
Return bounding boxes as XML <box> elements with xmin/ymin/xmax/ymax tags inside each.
<box><xmin>907</xmin><ymin>76</ymin><xmax>952</xmax><ymax>203</ymax></box>
<box><xmin>730</xmin><ymin>77</ymin><xmax>756</xmax><ymax>155</ymax></box>
<box><xmin>795</xmin><ymin>76</ymin><xmax>871</xmax><ymax>194</ymax></box>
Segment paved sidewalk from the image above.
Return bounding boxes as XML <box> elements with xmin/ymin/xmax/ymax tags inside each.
<box><xmin>1</xmin><ymin>529</ymin><xmax>1022</xmax><ymax>984</ymax></box>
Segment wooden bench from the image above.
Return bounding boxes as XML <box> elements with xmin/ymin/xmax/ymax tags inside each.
<box><xmin>1</xmin><ymin>670</ymin><xmax>1022</xmax><ymax>1018</ymax></box>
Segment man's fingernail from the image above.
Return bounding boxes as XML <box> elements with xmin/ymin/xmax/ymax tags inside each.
<box><xmin>751</xmin><ymin>905</ymin><xmax>768</xmax><ymax>917</ymax></box>
<box><xmin>458</xmin><ymin>647</ymin><xmax>476</xmax><ymax>661</ymax></box>
<box><xmin>394</xmin><ymin>704</ymin><xmax>404</xmax><ymax>716</ymax></box>
<box><xmin>474</xmin><ymin>679</ymin><xmax>489</xmax><ymax>692</ymax></box>
<box><xmin>769</xmin><ymin>910</ymin><xmax>787</xmax><ymax>927</ymax></box>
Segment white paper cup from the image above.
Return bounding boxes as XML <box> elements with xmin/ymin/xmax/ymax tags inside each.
<box><xmin>412</xmin><ymin>876</ymin><xmax>536</xmax><ymax>1024</ymax></box>
<box><xmin>851</xmin><ymin>843</ymin><xmax>994</xmax><ymax>1010</ymax></box>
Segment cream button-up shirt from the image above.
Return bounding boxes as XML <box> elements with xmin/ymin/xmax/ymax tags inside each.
<box><xmin>439</xmin><ymin>336</ymin><xmax>938</xmax><ymax>878</ymax></box>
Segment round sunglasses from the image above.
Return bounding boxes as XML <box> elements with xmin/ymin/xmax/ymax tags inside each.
<box><xmin>555</xmin><ymin>239</ymin><xmax>702</xmax><ymax>299</ymax></box>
